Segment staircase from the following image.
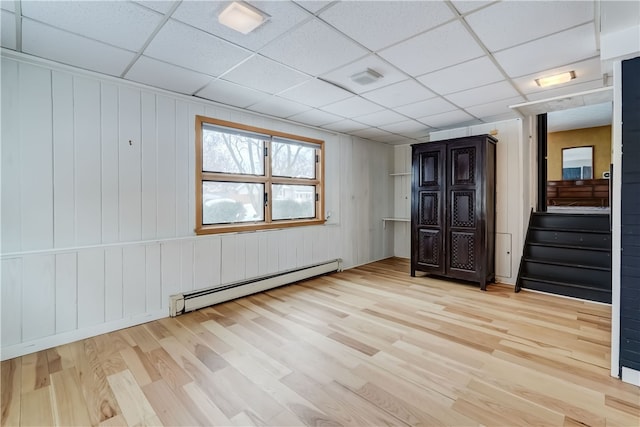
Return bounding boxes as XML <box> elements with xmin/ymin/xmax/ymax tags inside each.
<box><xmin>516</xmin><ymin>212</ymin><xmax>611</xmax><ymax>303</ymax></box>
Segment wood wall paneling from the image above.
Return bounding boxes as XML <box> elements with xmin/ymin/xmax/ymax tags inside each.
<box><xmin>160</xmin><ymin>241</ymin><xmax>182</xmax><ymax>304</ymax></box>
<box><xmin>1</xmin><ymin>59</ymin><xmax>21</xmax><ymax>254</ymax></box>
<box><xmin>105</xmin><ymin>247</ymin><xmax>123</xmax><ymax>322</ymax></box>
<box><xmin>118</xmin><ymin>87</ymin><xmax>142</xmax><ymax>242</ymax></box>
<box><xmin>22</xmin><ymin>255</ymin><xmax>55</xmax><ymax>341</ymax></box>
<box><xmin>20</xmin><ymin>63</ymin><xmax>54</xmax><ymax>251</ymax></box>
<box><xmin>101</xmin><ymin>83</ymin><xmax>121</xmax><ymax>244</ymax></box>
<box><xmin>1</xmin><ymin>258</ymin><xmax>22</xmax><ymax>346</ymax></box>
<box><xmin>145</xmin><ymin>244</ymin><xmax>162</xmax><ymax>312</ymax></box>
<box><xmin>52</xmin><ymin>71</ymin><xmax>75</xmax><ymax>249</ymax></box>
<box><xmin>77</xmin><ymin>249</ymin><xmax>105</xmax><ymax>328</ymax></box>
<box><xmin>141</xmin><ymin>92</ymin><xmax>158</xmax><ymax>241</ymax></box>
<box><xmin>155</xmin><ymin>96</ymin><xmax>177</xmax><ymax>238</ymax></box>
<box><xmin>175</xmin><ymin>101</ymin><xmax>191</xmax><ymax>237</ymax></box>
<box><xmin>123</xmin><ymin>245</ymin><xmax>146</xmax><ymax>316</ymax></box>
<box><xmin>180</xmin><ymin>240</ymin><xmax>195</xmax><ymax>293</ymax></box>
<box><xmin>54</xmin><ymin>252</ymin><xmax>77</xmax><ymax>333</ymax></box>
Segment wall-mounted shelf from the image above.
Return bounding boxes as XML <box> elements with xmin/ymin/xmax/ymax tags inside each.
<box><xmin>382</xmin><ymin>217</ymin><xmax>410</xmax><ymax>228</ymax></box>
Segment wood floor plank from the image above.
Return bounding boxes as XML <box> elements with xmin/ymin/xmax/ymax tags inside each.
<box><xmin>1</xmin><ymin>358</ymin><xmax>21</xmax><ymax>427</ymax></box>
<box><xmin>2</xmin><ymin>258</ymin><xmax>638</xmax><ymax>427</ymax></box>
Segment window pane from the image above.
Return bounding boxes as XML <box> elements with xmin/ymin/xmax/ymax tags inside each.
<box><xmin>203</xmin><ymin>181</ymin><xmax>264</xmax><ymax>224</ymax></box>
<box><xmin>202</xmin><ymin>127</ymin><xmax>264</xmax><ymax>175</ymax></box>
<box><xmin>272</xmin><ymin>184</ymin><xmax>315</xmax><ymax>220</ymax></box>
<box><xmin>272</xmin><ymin>140</ymin><xmax>315</xmax><ymax>178</ymax></box>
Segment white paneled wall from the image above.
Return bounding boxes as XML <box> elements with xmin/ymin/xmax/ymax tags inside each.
<box><xmin>0</xmin><ymin>55</ymin><xmax>392</xmax><ymax>360</ymax></box>
<box><xmin>389</xmin><ymin>119</ymin><xmax>526</xmax><ymax>284</ymax></box>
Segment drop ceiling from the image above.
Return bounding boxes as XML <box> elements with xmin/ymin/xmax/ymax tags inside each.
<box><xmin>0</xmin><ymin>0</ymin><xmax>615</xmax><ymax>144</ymax></box>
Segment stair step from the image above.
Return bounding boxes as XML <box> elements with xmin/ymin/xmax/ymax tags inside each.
<box><xmin>523</xmin><ymin>258</ymin><xmax>611</xmax><ymax>271</ymax></box>
<box><xmin>527</xmin><ymin>242</ymin><xmax>611</xmax><ymax>252</ymax></box>
<box><xmin>529</xmin><ymin>226</ymin><xmax>610</xmax><ymax>234</ymax></box>
<box><xmin>521</xmin><ymin>261</ymin><xmax>611</xmax><ymax>289</ymax></box>
<box><xmin>528</xmin><ymin>228</ymin><xmax>611</xmax><ymax>249</ymax></box>
<box><xmin>519</xmin><ymin>276</ymin><xmax>612</xmax><ymax>303</ymax></box>
<box><xmin>531</xmin><ymin>213</ymin><xmax>610</xmax><ymax>231</ymax></box>
<box><xmin>524</xmin><ymin>245</ymin><xmax>611</xmax><ymax>268</ymax></box>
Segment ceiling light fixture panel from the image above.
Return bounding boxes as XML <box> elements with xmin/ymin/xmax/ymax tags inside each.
<box><xmin>535</xmin><ymin>71</ymin><xmax>576</xmax><ymax>87</ymax></box>
<box><xmin>350</xmin><ymin>68</ymin><xmax>383</xmax><ymax>85</ymax></box>
<box><xmin>218</xmin><ymin>1</ymin><xmax>269</xmax><ymax>35</ymax></box>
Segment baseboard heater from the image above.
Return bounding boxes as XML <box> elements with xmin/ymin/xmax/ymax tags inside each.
<box><xmin>169</xmin><ymin>259</ymin><xmax>342</xmax><ymax>317</ymax></box>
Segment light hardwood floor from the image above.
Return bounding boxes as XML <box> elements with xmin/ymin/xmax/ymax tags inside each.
<box><xmin>2</xmin><ymin>258</ymin><xmax>639</xmax><ymax>426</ymax></box>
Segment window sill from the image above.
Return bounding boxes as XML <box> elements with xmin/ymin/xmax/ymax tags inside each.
<box><xmin>195</xmin><ymin>218</ymin><xmax>326</xmax><ymax>235</ymax></box>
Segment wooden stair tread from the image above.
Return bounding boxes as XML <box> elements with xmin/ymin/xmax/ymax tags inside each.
<box><xmin>529</xmin><ymin>226</ymin><xmax>610</xmax><ymax>234</ymax></box>
<box><xmin>527</xmin><ymin>242</ymin><xmax>611</xmax><ymax>252</ymax></box>
<box><xmin>522</xmin><ymin>257</ymin><xmax>611</xmax><ymax>272</ymax></box>
<box><xmin>519</xmin><ymin>276</ymin><xmax>612</xmax><ymax>293</ymax></box>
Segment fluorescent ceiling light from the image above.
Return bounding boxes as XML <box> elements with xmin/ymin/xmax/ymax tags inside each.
<box><xmin>535</xmin><ymin>71</ymin><xmax>576</xmax><ymax>88</ymax></box>
<box><xmin>350</xmin><ymin>68</ymin><xmax>383</xmax><ymax>85</ymax></box>
<box><xmin>218</xmin><ymin>2</ymin><xmax>269</xmax><ymax>34</ymax></box>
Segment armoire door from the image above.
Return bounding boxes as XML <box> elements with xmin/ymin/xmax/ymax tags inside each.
<box><xmin>447</xmin><ymin>141</ymin><xmax>482</xmax><ymax>282</ymax></box>
<box><xmin>411</xmin><ymin>145</ymin><xmax>446</xmax><ymax>276</ymax></box>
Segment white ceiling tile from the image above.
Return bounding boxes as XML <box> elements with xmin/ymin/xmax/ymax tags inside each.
<box><xmin>279</xmin><ymin>78</ymin><xmax>353</xmax><ymax>108</ymax></box>
<box><xmin>361</xmin><ymin>79</ymin><xmax>436</xmax><ymax>108</ymax></box>
<box><xmin>417</xmin><ymin>56</ymin><xmax>504</xmax><ymax>95</ymax></box>
<box><xmin>512</xmin><ymin>57</ymin><xmax>603</xmax><ymax>95</ymax></box>
<box><xmin>247</xmin><ymin>96</ymin><xmax>312</xmax><ymax>118</ymax></box>
<box><xmin>260</xmin><ymin>18</ymin><xmax>369</xmax><ymax>76</ymax></box>
<box><xmin>319</xmin><ymin>1</ymin><xmax>453</xmax><ymax>51</ymax></box>
<box><xmin>294</xmin><ymin>1</ymin><xmax>333</xmax><ymax>14</ymax></box>
<box><xmin>288</xmin><ymin>109</ymin><xmax>343</xmax><ymax>127</ymax></box>
<box><xmin>464</xmin><ymin>96</ymin><xmax>525</xmax><ymax>119</ymax></box>
<box><xmin>395</xmin><ymin>97</ymin><xmax>457</xmax><ymax>119</ymax></box>
<box><xmin>21</xmin><ymin>1</ymin><xmax>162</xmax><ymax>51</ymax></box>
<box><xmin>379</xmin><ymin>120</ymin><xmax>432</xmax><ymax>138</ymax></box>
<box><xmin>1</xmin><ymin>10</ymin><xmax>16</xmax><ymax>50</ymax></box>
<box><xmin>22</xmin><ymin>19</ymin><xmax>135</xmax><ymax>77</ymax></box>
<box><xmin>321</xmin><ymin>119</ymin><xmax>369</xmax><ymax>133</ymax></box>
<box><xmin>451</xmin><ymin>1</ymin><xmax>494</xmax><ymax>15</ymax></box>
<box><xmin>466</xmin><ymin>1</ymin><xmax>594</xmax><ymax>52</ymax></box>
<box><xmin>1</xmin><ymin>0</ymin><xmax>15</xmax><ymax>12</ymax></box>
<box><xmin>445</xmin><ymin>81</ymin><xmax>520</xmax><ymax>108</ymax></box>
<box><xmin>133</xmin><ymin>1</ymin><xmax>178</xmax><ymax>14</ymax></box>
<box><xmin>144</xmin><ymin>19</ymin><xmax>251</xmax><ymax>77</ymax></box>
<box><xmin>351</xmin><ymin>128</ymin><xmax>395</xmax><ymax>140</ymax></box>
<box><xmin>196</xmin><ymin>79</ymin><xmax>270</xmax><ymax>109</ymax></box>
<box><xmin>353</xmin><ymin>109</ymin><xmax>406</xmax><ymax>127</ymax></box>
<box><xmin>494</xmin><ymin>24</ymin><xmax>598</xmax><ymax>78</ymax></box>
<box><xmin>172</xmin><ymin>1</ymin><xmax>310</xmax><ymax>51</ymax></box>
<box><xmin>524</xmin><ymin>79</ymin><xmax>605</xmax><ymax>102</ymax></box>
<box><xmin>320</xmin><ymin>54</ymin><xmax>407</xmax><ymax>94</ymax></box>
<box><xmin>126</xmin><ymin>56</ymin><xmax>212</xmax><ymax>95</ymax></box>
<box><xmin>418</xmin><ymin>109</ymin><xmax>475</xmax><ymax>128</ymax></box>
<box><xmin>378</xmin><ymin>20</ymin><xmax>484</xmax><ymax>76</ymax></box>
<box><xmin>320</xmin><ymin>96</ymin><xmax>384</xmax><ymax>118</ymax></box>
<box><xmin>222</xmin><ymin>55</ymin><xmax>310</xmax><ymax>94</ymax></box>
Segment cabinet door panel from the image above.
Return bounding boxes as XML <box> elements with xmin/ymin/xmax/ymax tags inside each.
<box><xmin>450</xmin><ymin>231</ymin><xmax>476</xmax><ymax>272</ymax></box>
<box><xmin>451</xmin><ymin>146</ymin><xmax>476</xmax><ymax>185</ymax></box>
<box><xmin>419</xmin><ymin>191</ymin><xmax>440</xmax><ymax>226</ymax></box>
<box><xmin>420</xmin><ymin>151</ymin><xmax>440</xmax><ymax>186</ymax></box>
<box><xmin>417</xmin><ymin>229</ymin><xmax>441</xmax><ymax>268</ymax></box>
<box><xmin>451</xmin><ymin>191</ymin><xmax>475</xmax><ymax>228</ymax></box>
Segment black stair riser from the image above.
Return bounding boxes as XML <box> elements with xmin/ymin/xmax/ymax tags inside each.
<box><xmin>522</xmin><ymin>262</ymin><xmax>610</xmax><ymax>289</ymax></box>
<box><xmin>532</xmin><ymin>214</ymin><xmax>610</xmax><ymax>231</ymax></box>
<box><xmin>529</xmin><ymin>229</ymin><xmax>610</xmax><ymax>249</ymax></box>
<box><xmin>526</xmin><ymin>245</ymin><xmax>611</xmax><ymax>269</ymax></box>
<box><xmin>519</xmin><ymin>278</ymin><xmax>612</xmax><ymax>303</ymax></box>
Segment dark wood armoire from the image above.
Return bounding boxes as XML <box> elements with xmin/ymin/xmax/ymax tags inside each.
<box><xmin>410</xmin><ymin>134</ymin><xmax>497</xmax><ymax>290</ymax></box>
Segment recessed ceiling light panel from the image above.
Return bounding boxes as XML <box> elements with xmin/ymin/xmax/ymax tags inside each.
<box><xmin>535</xmin><ymin>71</ymin><xmax>576</xmax><ymax>88</ymax></box>
<box><xmin>350</xmin><ymin>68</ymin><xmax>383</xmax><ymax>85</ymax></box>
<box><xmin>218</xmin><ymin>1</ymin><xmax>269</xmax><ymax>35</ymax></box>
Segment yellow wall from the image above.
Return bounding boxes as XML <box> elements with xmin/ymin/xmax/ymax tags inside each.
<box><xmin>547</xmin><ymin>125</ymin><xmax>612</xmax><ymax>181</ymax></box>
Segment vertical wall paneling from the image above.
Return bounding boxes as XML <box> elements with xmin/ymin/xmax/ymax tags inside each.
<box><xmin>160</xmin><ymin>241</ymin><xmax>181</xmax><ymax>304</ymax></box>
<box><xmin>244</xmin><ymin>234</ymin><xmax>259</xmax><ymax>279</ymax></box>
<box><xmin>193</xmin><ymin>238</ymin><xmax>215</xmax><ymax>290</ymax></box>
<box><xmin>312</xmin><ymin>226</ymin><xmax>328</xmax><ymax>264</ymax></box>
<box><xmin>1</xmin><ymin>58</ymin><xmax>21</xmax><ymax>253</ymax></box>
<box><xmin>101</xmin><ymin>83</ymin><xmax>120</xmax><ymax>243</ymax></box>
<box><xmin>146</xmin><ymin>244</ymin><xmax>162</xmax><ymax>312</ymax></box>
<box><xmin>180</xmin><ymin>240</ymin><xmax>194</xmax><ymax>293</ymax></box>
<box><xmin>104</xmin><ymin>247</ymin><xmax>123</xmax><ymax>322</ymax></box>
<box><xmin>54</xmin><ymin>253</ymin><xmax>77</xmax><ymax>333</ymax></box>
<box><xmin>302</xmin><ymin>227</ymin><xmax>314</xmax><ymax>267</ymax></box>
<box><xmin>257</xmin><ymin>233</ymin><xmax>269</xmax><ymax>276</ymax></box>
<box><xmin>267</xmin><ymin>232</ymin><xmax>279</xmax><ymax>275</ymax></box>
<box><xmin>123</xmin><ymin>245</ymin><xmax>146</xmax><ymax>316</ymax></box>
<box><xmin>175</xmin><ymin>101</ymin><xmax>191</xmax><ymax>236</ymax></box>
<box><xmin>324</xmin><ymin>135</ymin><xmax>340</xmax><ymax>224</ymax></box>
<box><xmin>19</xmin><ymin>63</ymin><xmax>54</xmax><ymax>250</ymax></box>
<box><xmin>118</xmin><ymin>87</ymin><xmax>142</xmax><ymax>242</ymax></box>
<box><xmin>1</xmin><ymin>258</ymin><xmax>22</xmax><ymax>346</ymax></box>
<box><xmin>77</xmin><ymin>249</ymin><xmax>105</xmax><ymax>328</ymax></box>
<box><xmin>22</xmin><ymin>255</ymin><xmax>56</xmax><ymax>341</ymax></box>
<box><xmin>141</xmin><ymin>92</ymin><xmax>158</xmax><ymax>240</ymax></box>
<box><xmin>188</xmin><ymin>104</ymin><xmax>205</xmax><ymax>236</ymax></box>
<box><xmin>52</xmin><ymin>71</ymin><xmax>75</xmax><ymax>248</ymax></box>
<box><xmin>156</xmin><ymin>96</ymin><xmax>177</xmax><ymax>237</ymax></box>
<box><xmin>74</xmin><ymin>77</ymin><xmax>102</xmax><ymax>246</ymax></box>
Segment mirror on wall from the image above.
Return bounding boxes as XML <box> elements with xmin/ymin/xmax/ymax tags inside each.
<box><xmin>562</xmin><ymin>146</ymin><xmax>593</xmax><ymax>180</ymax></box>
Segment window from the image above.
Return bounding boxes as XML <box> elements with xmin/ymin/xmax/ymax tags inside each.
<box><xmin>196</xmin><ymin>116</ymin><xmax>325</xmax><ymax>234</ymax></box>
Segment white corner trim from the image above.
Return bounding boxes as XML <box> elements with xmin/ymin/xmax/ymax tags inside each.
<box><xmin>0</xmin><ymin>310</ymin><xmax>168</xmax><ymax>361</ymax></box>
<box><xmin>621</xmin><ymin>367</ymin><xmax>640</xmax><ymax>387</ymax></box>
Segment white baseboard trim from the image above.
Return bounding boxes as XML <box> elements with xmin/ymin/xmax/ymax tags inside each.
<box><xmin>1</xmin><ymin>309</ymin><xmax>168</xmax><ymax>361</ymax></box>
<box><xmin>621</xmin><ymin>367</ymin><xmax>640</xmax><ymax>387</ymax></box>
